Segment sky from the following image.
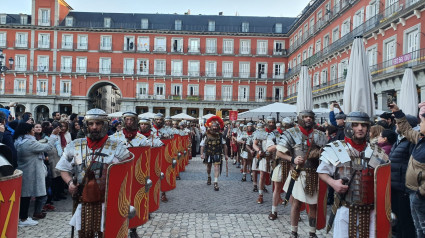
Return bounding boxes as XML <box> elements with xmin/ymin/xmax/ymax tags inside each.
<box><xmin>2</xmin><ymin>0</ymin><xmax>313</xmax><ymax>17</ymax></box>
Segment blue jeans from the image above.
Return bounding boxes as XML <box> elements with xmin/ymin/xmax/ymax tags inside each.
<box><xmin>410</xmin><ymin>192</ymin><xmax>425</xmax><ymax>238</ymax></box>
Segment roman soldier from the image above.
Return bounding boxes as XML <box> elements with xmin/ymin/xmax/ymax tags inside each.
<box><xmin>110</xmin><ymin>111</ymin><xmax>149</xmax><ymax>147</ymax></box>
<box><xmin>317</xmin><ymin>111</ymin><xmax>391</xmax><ymax>238</ymax></box>
<box><xmin>152</xmin><ymin>113</ymin><xmax>171</xmax><ymax>139</ymax></box>
<box><xmin>138</xmin><ymin>118</ymin><xmax>165</xmax><ymax>147</ymax></box>
<box><xmin>56</xmin><ymin>108</ymin><xmax>131</xmax><ymax>237</ymax></box>
<box><xmin>164</xmin><ymin>117</ymin><xmax>175</xmax><ymax>138</ymax></box>
<box><xmin>276</xmin><ymin>110</ymin><xmax>327</xmax><ymax>237</ymax></box>
<box><xmin>237</xmin><ymin>122</ymin><xmax>255</xmax><ymax>182</ymax></box>
<box><xmin>200</xmin><ymin>116</ymin><xmax>228</xmax><ymax>191</ymax></box>
<box><xmin>252</xmin><ymin>116</ymin><xmax>279</xmax><ymax>204</ymax></box>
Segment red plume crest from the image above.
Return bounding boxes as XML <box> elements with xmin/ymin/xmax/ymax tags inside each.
<box><xmin>205</xmin><ymin>116</ymin><xmax>224</xmax><ymax>129</ymax></box>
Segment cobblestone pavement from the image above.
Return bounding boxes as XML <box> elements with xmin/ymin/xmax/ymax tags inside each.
<box><xmin>18</xmin><ymin>157</ymin><xmax>331</xmax><ymax>237</ymax></box>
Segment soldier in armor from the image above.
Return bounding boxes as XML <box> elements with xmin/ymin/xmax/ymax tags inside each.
<box><xmin>138</xmin><ymin>118</ymin><xmax>164</xmax><ymax>147</ymax></box>
<box><xmin>110</xmin><ymin>112</ymin><xmax>149</xmax><ymax>147</ymax></box>
<box><xmin>152</xmin><ymin>113</ymin><xmax>171</xmax><ymax>138</ymax></box>
<box><xmin>163</xmin><ymin>117</ymin><xmax>174</xmax><ymax>138</ymax></box>
<box><xmin>317</xmin><ymin>111</ymin><xmax>378</xmax><ymax>238</ymax></box>
<box><xmin>200</xmin><ymin>116</ymin><xmax>228</xmax><ymax>191</ymax></box>
<box><xmin>56</xmin><ymin>109</ymin><xmax>131</xmax><ymax>238</ymax></box>
<box><xmin>252</xmin><ymin>117</ymin><xmax>279</xmax><ymax>204</ymax></box>
<box><xmin>276</xmin><ymin>110</ymin><xmax>327</xmax><ymax>237</ymax></box>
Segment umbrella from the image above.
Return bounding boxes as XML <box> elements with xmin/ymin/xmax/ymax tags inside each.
<box><xmin>107</xmin><ymin>111</ymin><xmax>124</xmax><ymax>118</ymax></box>
<box><xmin>398</xmin><ymin>67</ymin><xmax>418</xmax><ymax>116</ymax></box>
<box><xmin>343</xmin><ymin>36</ymin><xmax>375</xmax><ymax>116</ymax></box>
<box><xmin>171</xmin><ymin>113</ymin><xmax>196</xmax><ymax>120</ymax></box>
<box><xmin>296</xmin><ymin>65</ymin><xmax>313</xmax><ymax>113</ymax></box>
<box><xmin>138</xmin><ymin>112</ymin><xmax>157</xmax><ymax>119</ymax></box>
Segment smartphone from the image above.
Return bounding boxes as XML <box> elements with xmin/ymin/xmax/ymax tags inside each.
<box><xmin>387</xmin><ymin>95</ymin><xmax>394</xmax><ymax>108</ymax></box>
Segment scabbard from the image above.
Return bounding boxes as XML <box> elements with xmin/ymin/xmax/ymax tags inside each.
<box><xmin>283</xmin><ymin>179</ymin><xmax>295</xmax><ymax>206</ymax></box>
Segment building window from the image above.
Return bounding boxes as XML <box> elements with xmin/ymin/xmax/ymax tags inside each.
<box><xmin>38</xmin><ymin>33</ymin><xmax>50</xmax><ymax>49</ymax></box>
<box><xmin>313</xmin><ymin>73</ymin><xmax>320</xmax><ymax>86</ymax></box>
<box><xmin>366</xmin><ymin>1</ymin><xmax>379</xmax><ymax>20</ymax></box>
<box><xmin>308</xmin><ymin>44</ymin><xmax>314</xmax><ymax>57</ymax></box>
<box><xmin>37</xmin><ymin>79</ymin><xmax>48</xmax><ymax>96</ymax></box>
<box><xmin>76</xmin><ymin>57</ymin><xmax>87</xmax><ymax>73</ymax></box>
<box><xmin>208</xmin><ymin>21</ymin><xmax>215</xmax><ymax>31</ymax></box>
<box><xmin>171</xmin><ymin>60</ymin><xmax>183</xmax><ymax>76</ymax></box>
<box><xmin>353</xmin><ymin>9</ymin><xmax>364</xmax><ymax>29</ymax></box>
<box><xmin>273</xmin><ymin>87</ymin><xmax>283</xmax><ymax>101</ymax></box>
<box><xmin>77</xmin><ymin>35</ymin><xmax>88</xmax><ymax>50</ymax></box>
<box><xmin>404</xmin><ymin>25</ymin><xmax>420</xmax><ymax>54</ymax></box>
<box><xmin>330</xmin><ymin>64</ymin><xmax>338</xmax><ymax>81</ymax></box>
<box><xmin>14</xmin><ymin>79</ymin><xmax>26</xmax><ymax>95</ymax></box>
<box><xmin>188</xmin><ymin>61</ymin><xmax>200</xmax><ymax>77</ymax></box>
<box><xmin>384</xmin><ymin>38</ymin><xmax>396</xmax><ymax>61</ymax></box>
<box><xmin>141</xmin><ymin>19</ymin><xmax>148</xmax><ymax>29</ymax></box>
<box><xmin>206</xmin><ymin>38</ymin><xmax>217</xmax><ymax>54</ymax></box>
<box><xmin>20</xmin><ymin>15</ymin><xmax>28</xmax><ymax>25</ymax></box>
<box><xmin>273</xmin><ymin>63</ymin><xmax>284</xmax><ymax>79</ymax></box>
<box><xmin>223</xmin><ymin>39</ymin><xmax>233</xmax><ymax>54</ymax></box>
<box><xmin>323</xmin><ymin>35</ymin><xmax>330</xmax><ymax>49</ymax></box>
<box><xmin>188</xmin><ymin>38</ymin><xmax>200</xmax><ymax>53</ymax></box>
<box><xmin>171</xmin><ymin>84</ymin><xmax>182</xmax><ymax>96</ymax></box>
<box><xmin>256</xmin><ymin>63</ymin><xmax>267</xmax><ymax>79</ymax></box>
<box><xmin>15</xmin><ymin>55</ymin><xmax>27</xmax><ymax>71</ymax></box>
<box><xmin>341</xmin><ymin>19</ymin><xmax>350</xmax><ymax>37</ymax></box>
<box><xmin>137</xmin><ymin>83</ymin><xmax>149</xmax><ymax>98</ymax></box>
<box><xmin>321</xmin><ymin>68</ymin><xmax>328</xmax><ymax>85</ymax></box>
<box><xmin>188</xmin><ymin>85</ymin><xmax>199</xmax><ymax>96</ymax></box>
<box><xmin>239</xmin><ymin>62</ymin><xmax>250</xmax><ymax>78</ymax></box>
<box><xmin>61</xmin><ymin>56</ymin><xmax>72</xmax><ymax>73</ymax></box>
<box><xmin>100</xmin><ymin>35</ymin><xmax>112</xmax><ymax>51</ymax></box>
<box><xmin>0</xmin><ymin>32</ymin><xmax>6</xmax><ymax>47</ymax></box>
<box><xmin>257</xmin><ymin>40</ymin><xmax>268</xmax><ymax>55</ymax></box>
<box><xmin>171</xmin><ymin>38</ymin><xmax>183</xmax><ymax>53</ymax></box>
<box><xmin>15</xmin><ymin>32</ymin><xmax>28</xmax><ymax>48</ymax></box>
<box><xmin>309</xmin><ymin>18</ymin><xmax>315</xmax><ymax>35</ymax></box>
<box><xmin>223</xmin><ymin>62</ymin><xmax>233</xmax><ymax>78</ymax></box>
<box><xmin>60</xmin><ymin>80</ymin><xmax>71</xmax><ymax>96</ymax></box>
<box><xmin>104</xmin><ymin>18</ymin><xmax>111</xmax><ymax>28</ymax></box>
<box><xmin>242</xmin><ymin>22</ymin><xmax>249</xmax><ymax>32</ymax></box>
<box><xmin>204</xmin><ymin>85</ymin><xmax>216</xmax><ymax>100</ymax></box>
<box><xmin>124</xmin><ymin>36</ymin><xmax>135</xmax><ymax>51</ymax></box>
<box><xmin>240</xmin><ymin>40</ymin><xmax>250</xmax><ymax>55</ymax></box>
<box><xmin>99</xmin><ymin>58</ymin><xmax>111</xmax><ymax>74</ymax></box>
<box><xmin>0</xmin><ymin>78</ymin><xmax>4</xmax><ymax>94</ymax></box>
<box><xmin>154</xmin><ymin>37</ymin><xmax>166</xmax><ymax>52</ymax></box>
<box><xmin>154</xmin><ymin>60</ymin><xmax>166</xmax><ymax>76</ymax></box>
<box><xmin>37</xmin><ymin>55</ymin><xmax>49</xmax><ymax>72</ymax></box>
<box><xmin>238</xmin><ymin>86</ymin><xmax>249</xmax><ymax>102</ymax></box>
<box><xmin>138</xmin><ymin>36</ymin><xmax>150</xmax><ymax>51</ymax></box>
<box><xmin>222</xmin><ymin>85</ymin><xmax>233</xmax><ymax>101</ymax></box>
<box><xmin>154</xmin><ymin>84</ymin><xmax>165</xmax><ymax>99</ymax></box>
<box><xmin>274</xmin><ymin>41</ymin><xmax>284</xmax><ymax>55</ymax></box>
<box><xmin>62</xmin><ymin>34</ymin><xmax>73</xmax><ymax>49</ymax></box>
<box><xmin>39</xmin><ymin>9</ymin><xmax>50</xmax><ymax>26</ymax></box>
<box><xmin>175</xmin><ymin>20</ymin><xmax>182</xmax><ymax>30</ymax></box>
<box><xmin>137</xmin><ymin>59</ymin><xmax>149</xmax><ymax>75</ymax></box>
<box><xmin>315</xmin><ymin>39</ymin><xmax>321</xmax><ymax>53</ymax></box>
<box><xmin>332</xmin><ymin>27</ymin><xmax>339</xmax><ymax>43</ymax></box>
<box><xmin>123</xmin><ymin>58</ymin><xmax>134</xmax><ymax>74</ymax></box>
<box><xmin>255</xmin><ymin>86</ymin><xmax>266</xmax><ymax>102</ymax></box>
<box><xmin>275</xmin><ymin>23</ymin><xmax>283</xmax><ymax>33</ymax></box>
<box><xmin>338</xmin><ymin>59</ymin><xmax>348</xmax><ymax>79</ymax></box>
<box><xmin>65</xmin><ymin>17</ymin><xmax>73</xmax><ymax>27</ymax></box>
<box><xmin>206</xmin><ymin>61</ymin><xmax>217</xmax><ymax>77</ymax></box>
<box><xmin>0</xmin><ymin>15</ymin><xmax>6</xmax><ymax>24</ymax></box>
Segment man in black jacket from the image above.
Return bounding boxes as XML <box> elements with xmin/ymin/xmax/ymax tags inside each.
<box><xmin>389</xmin><ymin>114</ymin><xmax>417</xmax><ymax>238</ymax></box>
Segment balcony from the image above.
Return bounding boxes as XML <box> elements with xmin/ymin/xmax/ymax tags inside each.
<box><xmin>76</xmin><ymin>42</ymin><xmax>88</xmax><ymax>51</ymax></box>
<box><xmin>153</xmin><ymin>45</ymin><xmax>166</xmax><ymax>53</ymax></box>
<box><xmin>15</xmin><ymin>41</ymin><xmax>28</xmax><ymax>49</ymax></box>
<box><xmin>123</xmin><ymin>43</ymin><xmax>136</xmax><ymax>52</ymax></box>
<box><xmin>61</xmin><ymin>42</ymin><xmax>73</xmax><ymax>50</ymax></box>
<box><xmin>99</xmin><ymin>44</ymin><xmax>112</xmax><ymax>52</ymax></box>
<box><xmin>0</xmin><ymin>40</ymin><xmax>6</xmax><ymax>48</ymax></box>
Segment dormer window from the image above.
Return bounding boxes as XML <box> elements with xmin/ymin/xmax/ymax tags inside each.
<box><xmin>175</xmin><ymin>20</ymin><xmax>182</xmax><ymax>30</ymax></box>
<box><xmin>242</xmin><ymin>22</ymin><xmax>249</xmax><ymax>32</ymax></box>
<box><xmin>208</xmin><ymin>21</ymin><xmax>215</xmax><ymax>31</ymax></box>
<box><xmin>104</xmin><ymin>18</ymin><xmax>111</xmax><ymax>28</ymax></box>
<box><xmin>0</xmin><ymin>14</ymin><xmax>6</xmax><ymax>24</ymax></box>
<box><xmin>39</xmin><ymin>9</ymin><xmax>50</xmax><ymax>26</ymax></box>
<box><xmin>20</xmin><ymin>15</ymin><xmax>27</xmax><ymax>25</ymax></box>
<box><xmin>275</xmin><ymin>23</ymin><xmax>282</xmax><ymax>33</ymax></box>
<box><xmin>141</xmin><ymin>18</ymin><xmax>148</xmax><ymax>29</ymax></box>
<box><xmin>65</xmin><ymin>17</ymin><xmax>73</xmax><ymax>26</ymax></box>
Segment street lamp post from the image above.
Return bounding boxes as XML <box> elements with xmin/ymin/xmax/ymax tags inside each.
<box><xmin>0</xmin><ymin>48</ymin><xmax>15</xmax><ymax>83</ymax></box>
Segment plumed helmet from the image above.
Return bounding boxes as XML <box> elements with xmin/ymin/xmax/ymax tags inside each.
<box><xmin>122</xmin><ymin>111</ymin><xmax>138</xmax><ymax>130</ymax></box>
<box><xmin>83</xmin><ymin>108</ymin><xmax>109</xmax><ymax>139</ymax></box>
<box><xmin>205</xmin><ymin>116</ymin><xmax>224</xmax><ymax>129</ymax></box>
<box><xmin>297</xmin><ymin>110</ymin><xmax>315</xmax><ymax>128</ymax></box>
<box><xmin>344</xmin><ymin>111</ymin><xmax>371</xmax><ymax>139</ymax></box>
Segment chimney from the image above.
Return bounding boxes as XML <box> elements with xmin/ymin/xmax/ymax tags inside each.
<box><xmin>187</xmin><ymin>9</ymin><xmax>190</xmax><ymax>15</ymax></box>
<box><xmin>219</xmin><ymin>12</ymin><xmax>223</xmax><ymax>16</ymax></box>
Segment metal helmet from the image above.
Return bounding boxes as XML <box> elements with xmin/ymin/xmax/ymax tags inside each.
<box><xmin>122</xmin><ymin>111</ymin><xmax>138</xmax><ymax>131</ymax></box>
<box><xmin>344</xmin><ymin>111</ymin><xmax>371</xmax><ymax>139</ymax></box>
<box><xmin>266</xmin><ymin>116</ymin><xmax>275</xmax><ymax>122</ymax></box>
<box><xmin>83</xmin><ymin>108</ymin><xmax>109</xmax><ymax>139</ymax></box>
<box><xmin>297</xmin><ymin>110</ymin><xmax>315</xmax><ymax>128</ymax></box>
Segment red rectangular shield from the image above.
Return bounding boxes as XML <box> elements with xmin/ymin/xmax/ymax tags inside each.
<box><xmin>0</xmin><ymin>170</ymin><xmax>23</xmax><ymax>238</ymax></box>
<box><xmin>149</xmin><ymin>147</ymin><xmax>163</xmax><ymax>213</ymax></box>
<box><xmin>161</xmin><ymin>139</ymin><xmax>177</xmax><ymax>192</ymax></box>
<box><xmin>375</xmin><ymin>163</ymin><xmax>391</xmax><ymax>238</ymax></box>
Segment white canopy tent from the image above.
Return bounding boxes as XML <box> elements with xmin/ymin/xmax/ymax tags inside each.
<box><xmin>107</xmin><ymin>111</ymin><xmax>124</xmax><ymax>118</ymax></box>
<box><xmin>171</xmin><ymin>113</ymin><xmax>196</xmax><ymax>120</ymax></box>
<box><xmin>202</xmin><ymin>113</ymin><xmax>215</xmax><ymax>119</ymax></box>
<box><xmin>138</xmin><ymin>112</ymin><xmax>157</xmax><ymax>119</ymax></box>
<box><xmin>238</xmin><ymin>102</ymin><xmax>297</xmax><ymax>120</ymax></box>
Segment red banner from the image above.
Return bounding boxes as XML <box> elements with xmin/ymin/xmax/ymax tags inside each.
<box><xmin>0</xmin><ymin>170</ymin><xmax>22</xmax><ymax>238</ymax></box>
<box><xmin>104</xmin><ymin>157</ymin><xmax>134</xmax><ymax>238</ymax></box>
<box><xmin>229</xmin><ymin>110</ymin><xmax>238</xmax><ymax>121</ymax></box>
<box><xmin>149</xmin><ymin>147</ymin><xmax>163</xmax><ymax>213</ymax></box>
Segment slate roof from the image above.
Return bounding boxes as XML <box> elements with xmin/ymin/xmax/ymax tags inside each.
<box><xmin>61</xmin><ymin>12</ymin><xmax>297</xmax><ymax>34</ymax></box>
<box><xmin>0</xmin><ymin>14</ymin><xmax>31</xmax><ymax>25</ymax></box>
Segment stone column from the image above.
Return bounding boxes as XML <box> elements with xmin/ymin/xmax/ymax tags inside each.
<box><xmin>182</xmin><ymin>107</ymin><xmax>187</xmax><ymax>114</ymax></box>
<box><xmin>148</xmin><ymin>105</ymin><xmax>153</xmax><ymax>112</ymax></box>
<box><xmin>165</xmin><ymin>107</ymin><xmax>171</xmax><ymax>118</ymax></box>
<box><xmin>376</xmin><ymin>92</ymin><xmax>388</xmax><ymax>111</ymax></box>
<box><xmin>420</xmin><ymin>86</ymin><xmax>425</xmax><ymax>103</ymax></box>
<box><xmin>198</xmin><ymin>107</ymin><xmax>204</xmax><ymax>119</ymax></box>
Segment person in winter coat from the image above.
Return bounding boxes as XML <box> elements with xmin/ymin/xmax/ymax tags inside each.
<box><xmin>390</xmin><ymin>102</ymin><xmax>425</xmax><ymax>238</ymax></box>
<box><xmin>389</xmin><ymin>114</ymin><xmax>417</xmax><ymax>238</ymax></box>
<box><xmin>14</xmin><ymin>123</ymin><xmax>60</xmax><ymax>226</ymax></box>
